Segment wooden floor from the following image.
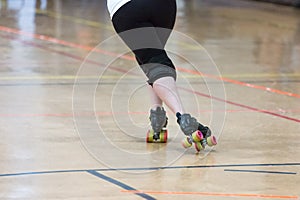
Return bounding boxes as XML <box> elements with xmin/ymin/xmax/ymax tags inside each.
<box><xmin>0</xmin><ymin>0</ymin><xmax>299</xmax><ymax>199</ymax></box>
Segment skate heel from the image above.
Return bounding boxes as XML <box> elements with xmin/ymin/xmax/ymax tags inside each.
<box><xmin>146</xmin><ymin>107</ymin><xmax>168</xmax><ymax>143</ymax></box>
<box><xmin>177</xmin><ymin>112</ymin><xmax>217</xmax><ymax>152</ymax></box>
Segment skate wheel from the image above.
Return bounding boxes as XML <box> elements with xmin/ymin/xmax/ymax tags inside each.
<box><xmin>182</xmin><ymin>138</ymin><xmax>192</xmax><ymax>148</ymax></box>
<box><xmin>159</xmin><ymin>130</ymin><xmax>168</xmax><ymax>143</ymax></box>
<box><xmin>192</xmin><ymin>130</ymin><xmax>203</xmax><ymax>142</ymax></box>
<box><xmin>146</xmin><ymin>129</ymin><xmax>154</xmax><ymax>143</ymax></box>
<box><xmin>194</xmin><ymin>142</ymin><xmax>204</xmax><ymax>152</ymax></box>
<box><xmin>207</xmin><ymin>136</ymin><xmax>217</xmax><ymax>146</ymax></box>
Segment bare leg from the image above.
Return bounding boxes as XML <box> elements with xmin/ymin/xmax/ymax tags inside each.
<box><xmin>152</xmin><ymin>77</ymin><xmax>184</xmax><ymax>114</ymax></box>
<box><xmin>148</xmin><ymin>85</ymin><xmax>163</xmax><ymax>110</ymax></box>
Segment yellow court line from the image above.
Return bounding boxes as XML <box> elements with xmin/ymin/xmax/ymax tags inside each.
<box><xmin>0</xmin><ymin>75</ymin><xmax>141</xmax><ymax>80</ymax></box>
<box><xmin>35</xmin><ymin>9</ymin><xmax>114</xmax><ymax>31</ymax></box>
<box><xmin>183</xmin><ymin>73</ymin><xmax>300</xmax><ymax>79</ymax></box>
<box><xmin>1</xmin><ymin>25</ymin><xmax>299</xmax><ymax>97</ymax></box>
<box><xmin>34</xmin><ymin>9</ymin><xmax>205</xmax><ymax>51</ymax></box>
<box><xmin>169</xmin><ymin>40</ymin><xmax>205</xmax><ymax>50</ymax></box>
<box><xmin>0</xmin><ymin>73</ymin><xmax>299</xmax><ymax>81</ymax></box>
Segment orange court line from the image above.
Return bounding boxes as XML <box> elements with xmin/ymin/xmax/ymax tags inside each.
<box><xmin>1</xmin><ymin>26</ymin><xmax>299</xmax><ymax>99</ymax></box>
<box><xmin>0</xmin><ymin>26</ymin><xmax>134</xmax><ymax>61</ymax></box>
<box><xmin>121</xmin><ymin>190</ymin><xmax>299</xmax><ymax>199</ymax></box>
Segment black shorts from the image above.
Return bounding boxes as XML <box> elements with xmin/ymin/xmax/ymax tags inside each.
<box><xmin>111</xmin><ymin>0</ymin><xmax>177</xmax><ymax>83</ymax></box>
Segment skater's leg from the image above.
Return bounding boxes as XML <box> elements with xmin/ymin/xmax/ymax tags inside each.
<box><xmin>151</xmin><ymin>77</ymin><xmax>212</xmax><ymax>138</ymax></box>
<box><xmin>152</xmin><ymin>77</ymin><xmax>184</xmax><ymax>114</ymax></box>
<box><xmin>148</xmin><ymin>85</ymin><xmax>163</xmax><ymax>110</ymax></box>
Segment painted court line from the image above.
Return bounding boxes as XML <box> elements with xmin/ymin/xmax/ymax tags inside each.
<box><xmin>179</xmin><ymin>86</ymin><xmax>300</xmax><ymax>123</ymax></box>
<box><xmin>34</xmin><ymin>9</ymin><xmax>204</xmax><ymax>50</ymax></box>
<box><xmin>0</xmin><ymin>169</ymin><xmax>155</xmax><ymax>199</ymax></box>
<box><xmin>0</xmin><ymin>26</ymin><xmax>134</xmax><ymax>61</ymax></box>
<box><xmin>121</xmin><ymin>190</ymin><xmax>298</xmax><ymax>199</ymax></box>
<box><xmin>1</xmin><ymin>162</ymin><xmax>300</xmax><ymax>177</ymax></box>
<box><xmin>0</xmin><ymin>75</ymin><xmax>140</xmax><ymax>81</ymax></box>
<box><xmin>178</xmin><ymin>67</ymin><xmax>300</xmax><ymax>99</ymax></box>
<box><xmin>224</xmin><ymin>169</ymin><xmax>297</xmax><ymax>175</ymax></box>
<box><xmin>1</xmin><ymin>108</ymin><xmax>300</xmax><ymax>118</ymax></box>
<box><xmin>0</xmin><ymin>26</ymin><xmax>299</xmax><ymax>99</ymax></box>
<box><xmin>0</xmin><ymin>169</ymin><xmax>87</xmax><ymax>177</ymax></box>
<box><xmin>35</xmin><ymin>9</ymin><xmax>114</xmax><ymax>31</ymax></box>
<box><xmin>1</xmin><ymin>33</ymin><xmax>300</xmax><ymax>123</ymax></box>
<box><xmin>87</xmin><ymin>170</ymin><xmax>156</xmax><ymax>200</ymax></box>
<box><xmin>0</xmin><ymin>34</ymin><xmax>135</xmax><ymax>75</ymax></box>
<box><xmin>1</xmin><ymin>74</ymin><xmax>300</xmax><ymax>81</ymax></box>
<box><xmin>1</xmin><ymin>33</ymin><xmax>299</xmax><ymax>124</ymax></box>
<box><xmin>0</xmin><ymin>163</ymin><xmax>299</xmax><ymax>199</ymax></box>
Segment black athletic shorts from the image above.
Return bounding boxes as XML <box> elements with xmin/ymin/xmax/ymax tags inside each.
<box><xmin>111</xmin><ymin>0</ymin><xmax>177</xmax><ymax>83</ymax></box>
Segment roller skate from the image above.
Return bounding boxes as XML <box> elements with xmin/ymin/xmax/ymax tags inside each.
<box><xmin>176</xmin><ymin>113</ymin><xmax>217</xmax><ymax>152</ymax></box>
<box><xmin>146</xmin><ymin>107</ymin><xmax>168</xmax><ymax>143</ymax></box>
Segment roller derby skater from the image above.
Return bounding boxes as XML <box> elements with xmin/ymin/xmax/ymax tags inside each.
<box><xmin>107</xmin><ymin>0</ymin><xmax>217</xmax><ymax>151</ymax></box>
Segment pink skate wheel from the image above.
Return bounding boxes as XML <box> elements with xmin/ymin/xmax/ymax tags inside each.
<box><xmin>182</xmin><ymin>138</ymin><xmax>192</xmax><ymax>148</ymax></box>
<box><xmin>207</xmin><ymin>136</ymin><xmax>217</xmax><ymax>146</ymax></box>
<box><xmin>192</xmin><ymin>130</ymin><xmax>203</xmax><ymax>142</ymax></box>
<box><xmin>194</xmin><ymin>142</ymin><xmax>204</xmax><ymax>152</ymax></box>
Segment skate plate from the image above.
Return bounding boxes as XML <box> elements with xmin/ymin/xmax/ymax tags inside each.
<box><xmin>146</xmin><ymin>129</ymin><xmax>168</xmax><ymax>143</ymax></box>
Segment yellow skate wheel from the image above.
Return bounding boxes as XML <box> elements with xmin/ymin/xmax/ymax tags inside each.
<box><xmin>207</xmin><ymin>136</ymin><xmax>217</xmax><ymax>146</ymax></box>
<box><xmin>192</xmin><ymin>130</ymin><xmax>203</xmax><ymax>142</ymax></box>
<box><xmin>182</xmin><ymin>138</ymin><xmax>192</xmax><ymax>148</ymax></box>
<box><xmin>194</xmin><ymin>142</ymin><xmax>204</xmax><ymax>152</ymax></box>
<box><xmin>159</xmin><ymin>130</ymin><xmax>168</xmax><ymax>143</ymax></box>
<box><xmin>146</xmin><ymin>129</ymin><xmax>154</xmax><ymax>143</ymax></box>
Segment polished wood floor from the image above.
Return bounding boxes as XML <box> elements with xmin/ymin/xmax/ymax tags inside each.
<box><xmin>0</xmin><ymin>0</ymin><xmax>299</xmax><ymax>199</ymax></box>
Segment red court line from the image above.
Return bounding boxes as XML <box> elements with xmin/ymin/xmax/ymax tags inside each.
<box><xmin>0</xmin><ymin>26</ymin><xmax>134</xmax><ymax>61</ymax></box>
<box><xmin>0</xmin><ymin>26</ymin><xmax>299</xmax><ymax>99</ymax></box>
<box><xmin>1</xmin><ymin>27</ymin><xmax>299</xmax><ymax>123</ymax></box>
<box><xmin>177</xmin><ymin>68</ymin><xmax>300</xmax><ymax>99</ymax></box>
<box><xmin>1</xmin><ymin>109</ymin><xmax>300</xmax><ymax>118</ymax></box>
<box><xmin>179</xmin><ymin>86</ymin><xmax>300</xmax><ymax>123</ymax></box>
<box><xmin>0</xmin><ymin>34</ymin><xmax>135</xmax><ymax>75</ymax></box>
<box><xmin>122</xmin><ymin>190</ymin><xmax>298</xmax><ymax>199</ymax></box>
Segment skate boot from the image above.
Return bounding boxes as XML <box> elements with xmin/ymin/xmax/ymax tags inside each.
<box><xmin>146</xmin><ymin>107</ymin><xmax>168</xmax><ymax>143</ymax></box>
<box><xmin>176</xmin><ymin>113</ymin><xmax>217</xmax><ymax>152</ymax></box>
